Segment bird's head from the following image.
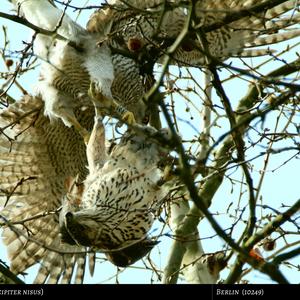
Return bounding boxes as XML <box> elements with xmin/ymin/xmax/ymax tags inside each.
<box><xmin>59</xmin><ymin>209</ymin><xmax>103</xmax><ymax>247</ymax></box>
<box><xmin>59</xmin><ymin>176</ymin><xmax>100</xmax><ymax>246</ymax></box>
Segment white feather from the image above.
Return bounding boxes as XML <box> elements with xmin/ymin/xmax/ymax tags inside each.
<box><xmin>13</xmin><ymin>0</ymin><xmax>116</xmax><ymax>125</ymax></box>
<box><xmin>14</xmin><ymin>0</ymin><xmax>84</xmax><ymax>42</ymax></box>
<box><xmin>84</xmin><ymin>43</ymin><xmax>114</xmax><ymax>100</ymax></box>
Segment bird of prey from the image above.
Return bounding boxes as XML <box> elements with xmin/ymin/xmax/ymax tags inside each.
<box><xmin>0</xmin><ymin>94</ymin><xmax>169</xmax><ymax>283</ymax></box>
<box><xmin>2</xmin><ymin>0</ymin><xmax>299</xmax><ymax>285</ymax></box>
<box><xmin>12</xmin><ymin>0</ymin><xmax>299</xmax><ymax>135</ymax></box>
<box><xmin>59</xmin><ymin>103</ymin><xmax>169</xmax><ymax>267</ymax></box>
<box><xmin>84</xmin><ymin>0</ymin><xmax>300</xmax><ymax>126</ymax></box>
<box><xmin>0</xmin><ymin>1</ymin><xmax>166</xmax><ymax>284</ymax></box>
<box><xmin>11</xmin><ymin>0</ymin><xmax>149</xmax><ymax>141</ymax></box>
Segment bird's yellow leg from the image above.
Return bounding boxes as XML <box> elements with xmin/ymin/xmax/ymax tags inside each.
<box><xmin>88</xmin><ymin>81</ymin><xmax>136</xmax><ymax>125</ymax></box>
<box><xmin>113</xmin><ymin>103</ymin><xmax>136</xmax><ymax>125</ymax></box>
<box><xmin>88</xmin><ymin>81</ymin><xmax>112</xmax><ymax>111</ymax></box>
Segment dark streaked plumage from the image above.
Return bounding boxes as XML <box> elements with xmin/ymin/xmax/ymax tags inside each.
<box><xmin>59</xmin><ymin>113</ymin><xmax>168</xmax><ymax>266</ymax></box>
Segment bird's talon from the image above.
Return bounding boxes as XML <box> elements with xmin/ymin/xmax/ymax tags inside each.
<box><xmin>79</xmin><ymin>129</ymin><xmax>90</xmax><ymax>145</ymax></box>
<box><xmin>122</xmin><ymin>111</ymin><xmax>136</xmax><ymax>125</ymax></box>
<box><xmin>88</xmin><ymin>81</ymin><xmax>114</xmax><ymax>114</ymax></box>
<box><xmin>88</xmin><ymin>82</ymin><xmax>95</xmax><ymax>99</ymax></box>
<box><xmin>88</xmin><ymin>82</ymin><xmax>102</xmax><ymax>102</ymax></box>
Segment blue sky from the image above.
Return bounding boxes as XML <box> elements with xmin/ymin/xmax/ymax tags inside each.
<box><xmin>0</xmin><ymin>0</ymin><xmax>299</xmax><ymax>284</ymax></box>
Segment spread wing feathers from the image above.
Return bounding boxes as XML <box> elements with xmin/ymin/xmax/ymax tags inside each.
<box><xmin>92</xmin><ymin>0</ymin><xmax>300</xmax><ymax>66</ymax></box>
<box><xmin>205</xmin><ymin>0</ymin><xmax>300</xmax><ymax>57</ymax></box>
<box><xmin>0</xmin><ymin>96</ymin><xmax>94</xmax><ymax>283</ymax></box>
<box><xmin>191</xmin><ymin>0</ymin><xmax>300</xmax><ymax>60</ymax></box>
<box><xmin>12</xmin><ymin>0</ymin><xmax>84</xmax><ymax>43</ymax></box>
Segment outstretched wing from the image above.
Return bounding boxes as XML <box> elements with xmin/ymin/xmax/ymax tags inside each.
<box><xmin>89</xmin><ymin>0</ymin><xmax>300</xmax><ymax>66</ymax></box>
<box><xmin>0</xmin><ymin>95</ymin><xmax>94</xmax><ymax>283</ymax></box>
